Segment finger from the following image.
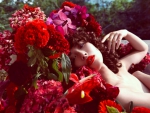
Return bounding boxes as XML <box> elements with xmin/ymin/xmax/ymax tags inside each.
<box><xmin>107</xmin><ymin>34</ymin><xmax>114</xmax><ymax>52</ymax></box>
<box><xmin>116</xmin><ymin>34</ymin><xmax>122</xmax><ymax>49</ymax></box>
<box><xmin>112</xmin><ymin>34</ymin><xmax>118</xmax><ymax>53</ymax></box>
<box><xmin>101</xmin><ymin>34</ymin><xmax>110</xmax><ymax>43</ymax></box>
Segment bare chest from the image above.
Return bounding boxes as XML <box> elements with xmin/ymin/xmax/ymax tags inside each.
<box><xmin>115</xmin><ymin>70</ymin><xmax>150</xmax><ymax>93</ymax></box>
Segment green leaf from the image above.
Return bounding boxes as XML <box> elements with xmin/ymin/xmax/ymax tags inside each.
<box><xmin>28</xmin><ymin>48</ymin><xmax>34</xmax><ymax>57</ymax></box>
<box><xmin>61</xmin><ymin>53</ymin><xmax>71</xmax><ymax>84</ymax></box>
<box><xmin>32</xmin><ymin>77</ymin><xmax>38</xmax><ymax>89</ymax></box>
<box><xmin>52</xmin><ymin>60</ymin><xmax>63</xmax><ymax>82</ymax></box>
<box><xmin>28</xmin><ymin>55</ymin><xmax>37</xmax><ymax>67</ymax></box>
<box><xmin>32</xmin><ymin>73</ymin><xmax>41</xmax><ymax>89</ymax></box>
<box><xmin>47</xmin><ymin>73</ymin><xmax>58</xmax><ymax>80</ymax></box>
<box><xmin>106</xmin><ymin>106</ymin><xmax>120</xmax><ymax>113</ymax></box>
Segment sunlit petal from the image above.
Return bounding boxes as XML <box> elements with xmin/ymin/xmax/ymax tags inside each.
<box><xmin>63</xmin><ymin>25</ymin><xmax>68</xmax><ymax>35</ymax></box>
<box><xmin>53</xmin><ymin>19</ymin><xmax>64</xmax><ymax>25</ymax></box>
<box><xmin>58</xmin><ymin>10</ymin><xmax>67</xmax><ymax>20</ymax></box>
<box><xmin>68</xmin><ymin>24</ymin><xmax>76</xmax><ymax>29</ymax></box>
<box><xmin>64</xmin><ymin>6</ymin><xmax>72</xmax><ymax>11</ymax></box>
<box><xmin>46</xmin><ymin>17</ymin><xmax>53</xmax><ymax>25</ymax></box>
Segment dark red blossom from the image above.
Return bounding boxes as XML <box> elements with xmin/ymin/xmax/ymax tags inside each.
<box><xmin>85</xmin><ymin>14</ymin><xmax>102</xmax><ymax>37</ymax></box>
<box><xmin>98</xmin><ymin>100</ymin><xmax>123</xmax><ymax>113</ymax></box>
<box><xmin>47</xmin><ymin>25</ymin><xmax>70</xmax><ymax>54</ymax></box>
<box><xmin>14</xmin><ymin>19</ymin><xmax>49</xmax><ymax>53</ymax></box>
<box><xmin>61</xmin><ymin>1</ymin><xmax>76</xmax><ymax>8</ymax></box>
<box><xmin>8</xmin><ymin>61</ymin><xmax>31</xmax><ymax>86</ymax></box>
<box><xmin>6</xmin><ymin>82</ymin><xmax>18</xmax><ymax>107</ymax></box>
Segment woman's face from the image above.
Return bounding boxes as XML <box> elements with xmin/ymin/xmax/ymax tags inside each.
<box><xmin>70</xmin><ymin>41</ymin><xmax>103</xmax><ymax>71</ymax></box>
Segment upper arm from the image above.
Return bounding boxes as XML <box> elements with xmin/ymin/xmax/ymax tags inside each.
<box><xmin>119</xmin><ymin>49</ymin><xmax>148</xmax><ymax>70</ymax></box>
<box><xmin>117</xmin><ymin>88</ymin><xmax>150</xmax><ymax>112</ymax></box>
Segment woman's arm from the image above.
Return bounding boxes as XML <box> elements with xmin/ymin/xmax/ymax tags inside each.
<box><xmin>133</xmin><ymin>71</ymin><xmax>150</xmax><ymax>89</ymax></box>
<box><xmin>102</xmin><ymin>29</ymin><xmax>148</xmax><ymax>70</ymax></box>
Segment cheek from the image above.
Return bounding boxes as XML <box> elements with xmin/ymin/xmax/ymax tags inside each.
<box><xmin>74</xmin><ymin>58</ymin><xmax>85</xmax><ymax>68</ymax></box>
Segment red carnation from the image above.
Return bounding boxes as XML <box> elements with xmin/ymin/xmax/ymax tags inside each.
<box><xmin>98</xmin><ymin>100</ymin><xmax>123</xmax><ymax>113</ymax></box>
<box><xmin>61</xmin><ymin>1</ymin><xmax>76</xmax><ymax>8</ymax></box>
<box><xmin>14</xmin><ymin>19</ymin><xmax>49</xmax><ymax>53</ymax></box>
<box><xmin>47</xmin><ymin>25</ymin><xmax>70</xmax><ymax>54</ymax></box>
<box><xmin>86</xmin><ymin>14</ymin><xmax>102</xmax><ymax>37</ymax></box>
<box><xmin>131</xmin><ymin>107</ymin><xmax>150</xmax><ymax>113</ymax></box>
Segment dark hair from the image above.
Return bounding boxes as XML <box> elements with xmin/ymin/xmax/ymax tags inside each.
<box><xmin>67</xmin><ymin>30</ymin><xmax>122</xmax><ymax>73</ymax></box>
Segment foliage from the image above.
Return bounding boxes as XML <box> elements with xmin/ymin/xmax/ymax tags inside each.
<box><xmin>1</xmin><ymin>0</ymin><xmax>150</xmax><ymax>39</ymax></box>
<box><xmin>115</xmin><ymin>0</ymin><xmax>150</xmax><ymax>39</ymax></box>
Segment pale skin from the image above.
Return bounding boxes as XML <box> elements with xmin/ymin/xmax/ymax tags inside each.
<box><xmin>70</xmin><ymin>29</ymin><xmax>150</xmax><ymax>112</ymax></box>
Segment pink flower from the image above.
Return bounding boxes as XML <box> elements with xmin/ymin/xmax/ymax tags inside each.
<box><xmin>47</xmin><ymin>10</ymin><xmax>76</xmax><ymax>35</ymax></box>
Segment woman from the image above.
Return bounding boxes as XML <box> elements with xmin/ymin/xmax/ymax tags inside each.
<box><xmin>68</xmin><ymin>29</ymin><xmax>150</xmax><ymax>112</ymax></box>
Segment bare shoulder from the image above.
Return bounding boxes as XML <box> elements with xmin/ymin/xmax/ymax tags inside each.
<box><xmin>116</xmin><ymin>88</ymin><xmax>150</xmax><ymax>112</ymax></box>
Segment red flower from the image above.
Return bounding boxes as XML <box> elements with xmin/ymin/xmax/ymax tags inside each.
<box><xmin>131</xmin><ymin>107</ymin><xmax>150</xmax><ymax>113</ymax></box>
<box><xmin>85</xmin><ymin>14</ymin><xmax>102</xmax><ymax>37</ymax></box>
<box><xmin>65</xmin><ymin>68</ymin><xmax>105</xmax><ymax>104</ymax></box>
<box><xmin>23</xmin><ymin>4</ymin><xmax>35</xmax><ymax>12</ymax></box>
<box><xmin>65</xmin><ymin>74</ymin><xmax>99</xmax><ymax>104</ymax></box>
<box><xmin>14</xmin><ymin>19</ymin><xmax>49</xmax><ymax>53</ymax></box>
<box><xmin>61</xmin><ymin>1</ymin><xmax>76</xmax><ymax>8</ymax></box>
<box><xmin>5</xmin><ymin>105</ymin><xmax>16</xmax><ymax>113</ymax></box>
<box><xmin>98</xmin><ymin>100</ymin><xmax>123</xmax><ymax>113</ymax></box>
<box><xmin>6</xmin><ymin>82</ymin><xmax>18</xmax><ymax>106</ymax></box>
<box><xmin>47</xmin><ymin>25</ymin><xmax>70</xmax><ymax>54</ymax></box>
<box><xmin>75</xmin><ymin>66</ymin><xmax>119</xmax><ymax>101</ymax></box>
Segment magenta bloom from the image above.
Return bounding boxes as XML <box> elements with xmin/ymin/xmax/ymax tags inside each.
<box><xmin>47</xmin><ymin>9</ymin><xmax>76</xmax><ymax>36</ymax></box>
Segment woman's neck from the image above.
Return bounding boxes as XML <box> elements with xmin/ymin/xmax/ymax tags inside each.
<box><xmin>99</xmin><ymin>63</ymin><xmax>119</xmax><ymax>85</ymax></box>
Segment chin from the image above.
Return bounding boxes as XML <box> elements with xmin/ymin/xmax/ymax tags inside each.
<box><xmin>91</xmin><ymin>61</ymin><xmax>102</xmax><ymax>72</ymax></box>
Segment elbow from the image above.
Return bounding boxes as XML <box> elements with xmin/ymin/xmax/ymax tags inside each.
<box><xmin>144</xmin><ymin>44</ymin><xmax>149</xmax><ymax>53</ymax></box>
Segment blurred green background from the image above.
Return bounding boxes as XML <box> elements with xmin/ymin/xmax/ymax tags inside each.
<box><xmin>0</xmin><ymin>0</ymin><xmax>149</xmax><ymax>40</ymax></box>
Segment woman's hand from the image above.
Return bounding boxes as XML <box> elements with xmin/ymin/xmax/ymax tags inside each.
<box><xmin>101</xmin><ymin>29</ymin><xmax>128</xmax><ymax>53</ymax></box>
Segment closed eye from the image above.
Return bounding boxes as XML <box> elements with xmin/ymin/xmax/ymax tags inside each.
<box><xmin>78</xmin><ymin>42</ymin><xmax>85</xmax><ymax>49</ymax></box>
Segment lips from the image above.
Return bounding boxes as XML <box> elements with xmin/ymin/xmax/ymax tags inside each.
<box><xmin>86</xmin><ymin>55</ymin><xmax>95</xmax><ymax>66</ymax></box>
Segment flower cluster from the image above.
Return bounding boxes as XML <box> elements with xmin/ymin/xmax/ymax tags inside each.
<box><xmin>9</xmin><ymin>4</ymin><xmax>46</xmax><ymax>30</ymax></box>
<box><xmin>0</xmin><ymin>3</ymin><xmax>71</xmax><ymax>113</ymax></box>
<box><xmin>20</xmin><ymin>80</ymin><xmax>62</xmax><ymax>112</ymax></box>
<box><xmin>98</xmin><ymin>99</ymin><xmax>150</xmax><ymax>113</ymax></box>
<box><xmin>14</xmin><ymin>19</ymin><xmax>50</xmax><ymax>53</ymax></box>
<box><xmin>0</xmin><ymin>1</ymin><xmax>150</xmax><ymax>113</ymax></box>
<box><xmin>66</xmin><ymin>66</ymin><xmax>119</xmax><ymax>112</ymax></box>
<box><xmin>117</xmin><ymin>43</ymin><xmax>150</xmax><ymax>73</ymax></box>
<box><xmin>0</xmin><ymin>30</ymin><xmax>16</xmax><ymax>71</ymax></box>
<box><xmin>46</xmin><ymin>1</ymin><xmax>102</xmax><ymax>37</ymax></box>
<box><xmin>46</xmin><ymin>24</ymin><xmax>70</xmax><ymax>55</ymax></box>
